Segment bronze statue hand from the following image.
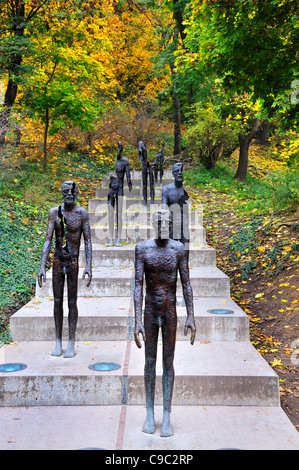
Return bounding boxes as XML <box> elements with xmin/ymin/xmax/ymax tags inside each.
<box><xmin>184</xmin><ymin>318</ymin><xmax>196</xmax><ymax>345</ymax></box>
<box><xmin>38</xmin><ymin>267</ymin><xmax>46</xmax><ymax>288</ymax></box>
<box><xmin>82</xmin><ymin>267</ymin><xmax>92</xmax><ymax>287</ymax></box>
<box><xmin>134</xmin><ymin>321</ymin><xmax>146</xmax><ymax>349</ymax></box>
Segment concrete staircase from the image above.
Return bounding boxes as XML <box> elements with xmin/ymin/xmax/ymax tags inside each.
<box><xmin>1</xmin><ymin>170</ymin><xmax>299</xmax><ymax>450</ymax></box>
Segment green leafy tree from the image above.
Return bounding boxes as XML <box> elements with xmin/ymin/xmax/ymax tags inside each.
<box><xmin>182</xmin><ymin>0</ymin><xmax>299</xmax><ymax>181</ymax></box>
<box><xmin>187</xmin><ymin>103</ymin><xmax>241</xmax><ymax>170</ymax></box>
<box><xmin>0</xmin><ymin>0</ymin><xmax>48</xmax><ymax>144</ymax></box>
<box><xmin>0</xmin><ymin>0</ymin><xmax>102</xmax><ymax>146</ymax></box>
<box><xmin>144</xmin><ymin>0</ymin><xmax>195</xmax><ymax>155</ymax></box>
<box><xmin>22</xmin><ymin>35</ymin><xmax>103</xmax><ymax>169</ymax></box>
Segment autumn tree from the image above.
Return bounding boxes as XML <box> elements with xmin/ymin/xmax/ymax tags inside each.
<box><xmin>20</xmin><ymin>1</ymin><xmax>121</xmax><ymax>168</ymax></box>
<box><xmin>142</xmin><ymin>0</ymin><xmax>194</xmax><ymax>155</ymax></box>
<box><xmin>105</xmin><ymin>1</ymin><xmax>167</xmax><ymax>101</ymax></box>
<box><xmin>0</xmin><ymin>0</ymin><xmax>46</xmax><ymax>145</ymax></box>
<box><xmin>182</xmin><ymin>0</ymin><xmax>299</xmax><ymax>181</ymax></box>
<box><xmin>0</xmin><ymin>0</ymin><xmax>110</xmax><ymax>146</ymax></box>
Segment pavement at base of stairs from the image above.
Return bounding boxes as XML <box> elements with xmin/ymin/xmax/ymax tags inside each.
<box><xmin>0</xmin><ymin>405</ymin><xmax>298</xmax><ymax>450</ymax></box>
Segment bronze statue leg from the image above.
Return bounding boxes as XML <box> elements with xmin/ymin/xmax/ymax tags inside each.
<box><xmin>161</xmin><ymin>310</ymin><xmax>177</xmax><ymax>437</ymax></box>
<box><xmin>142</xmin><ymin>164</ymin><xmax>148</xmax><ymax>209</ymax></box>
<box><xmin>52</xmin><ymin>257</ymin><xmax>65</xmax><ymax>356</ymax></box>
<box><xmin>108</xmin><ymin>203</ymin><xmax>115</xmax><ymax>246</ymax></box>
<box><xmin>143</xmin><ymin>309</ymin><xmax>159</xmax><ymax>434</ymax></box>
<box><xmin>64</xmin><ymin>259</ymin><xmax>79</xmax><ymax>358</ymax></box>
<box><xmin>116</xmin><ymin>196</ymin><xmax>123</xmax><ymax>247</ymax></box>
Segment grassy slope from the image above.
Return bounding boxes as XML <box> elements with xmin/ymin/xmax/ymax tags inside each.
<box><xmin>0</xmin><ymin>150</ymin><xmax>113</xmax><ymax>320</ymax></box>
<box><xmin>184</xmin><ymin>146</ymin><xmax>298</xmax><ymax>430</ymax></box>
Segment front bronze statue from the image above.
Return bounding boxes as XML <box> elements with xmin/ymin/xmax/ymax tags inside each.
<box><xmin>134</xmin><ymin>210</ymin><xmax>196</xmax><ymax>437</ymax></box>
<box><xmin>38</xmin><ymin>181</ymin><xmax>92</xmax><ymax>358</ymax></box>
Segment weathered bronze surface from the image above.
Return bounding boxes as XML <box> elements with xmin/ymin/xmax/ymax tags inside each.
<box><xmin>38</xmin><ymin>181</ymin><xmax>92</xmax><ymax>358</ymax></box>
<box><xmin>162</xmin><ymin>162</ymin><xmax>190</xmax><ymax>251</ymax></box>
<box><xmin>107</xmin><ymin>175</ymin><xmax>122</xmax><ymax>247</ymax></box>
<box><xmin>108</xmin><ymin>142</ymin><xmax>132</xmax><ymax>246</ymax></box>
<box><xmin>115</xmin><ymin>141</ymin><xmax>132</xmax><ymax>196</ymax></box>
<box><xmin>154</xmin><ymin>143</ymin><xmax>165</xmax><ymax>184</ymax></box>
<box><xmin>138</xmin><ymin>140</ymin><xmax>155</xmax><ymax>209</ymax></box>
<box><xmin>134</xmin><ymin>210</ymin><xmax>196</xmax><ymax>437</ymax></box>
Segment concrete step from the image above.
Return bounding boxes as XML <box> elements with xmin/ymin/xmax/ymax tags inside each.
<box><xmin>96</xmin><ymin>187</ymin><xmax>162</xmax><ymax>198</ymax></box>
<box><xmin>36</xmin><ymin>266</ymin><xmax>134</xmax><ymax>297</ymax></box>
<box><xmin>88</xmin><ymin>210</ymin><xmax>201</xmax><ymax>226</ymax></box>
<box><xmin>80</xmin><ymin>244</ymin><xmax>137</xmax><ymax>267</ymax></box>
<box><xmin>10</xmin><ymin>297</ymin><xmax>249</xmax><ymax>342</ymax></box>
<box><xmin>89</xmin><ymin>198</ymin><xmax>160</xmax><ymax>211</ymax></box>
<box><xmin>90</xmin><ymin>225</ymin><xmax>206</xmax><ymax>244</ymax></box>
<box><xmin>100</xmin><ymin>178</ymin><xmax>138</xmax><ymax>188</ymax></box>
<box><xmin>35</xmin><ymin>266</ymin><xmax>230</xmax><ymax>298</ymax></box>
<box><xmin>101</xmin><ymin>176</ymin><xmax>174</xmax><ymax>188</ymax></box>
<box><xmin>10</xmin><ymin>297</ymin><xmax>132</xmax><ymax>342</ymax></box>
<box><xmin>101</xmin><ymin>180</ymin><xmax>172</xmax><ymax>190</ymax></box>
<box><xmin>0</xmin><ymin>404</ymin><xmax>298</xmax><ymax>450</ymax></box>
<box><xmin>79</xmin><ymin>243</ymin><xmax>216</xmax><ymax>268</ymax></box>
<box><xmin>127</xmin><ymin>340</ymin><xmax>279</xmax><ymax>406</ymax></box>
<box><xmin>122</xmin><ymin>405</ymin><xmax>299</xmax><ymax>451</ymax></box>
<box><xmin>123</xmin><ymin>170</ymin><xmax>173</xmax><ymax>179</ymax></box>
<box><xmin>0</xmin><ymin>340</ymin><xmax>279</xmax><ymax>407</ymax></box>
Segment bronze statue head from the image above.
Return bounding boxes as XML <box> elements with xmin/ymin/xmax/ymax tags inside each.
<box><xmin>172</xmin><ymin>163</ymin><xmax>183</xmax><ymax>183</ymax></box>
<box><xmin>152</xmin><ymin>209</ymin><xmax>173</xmax><ymax>240</ymax></box>
<box><xmin>117</xmin><ymin>141</ymin><xmax>123</xmax><ymax>158</ymax></box>
<box><xmin>61</xmin><ymin>181</ymin><xmax>78</xmax><ymax>206</ymax></box>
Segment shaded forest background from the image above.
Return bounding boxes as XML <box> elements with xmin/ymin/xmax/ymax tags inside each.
<box><xmin>0</xmin><ymin>0</ymin><xmax>298</xmax><ymax>427</ymax></box>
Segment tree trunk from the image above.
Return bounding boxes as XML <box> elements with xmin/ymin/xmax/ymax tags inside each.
<box><xmin>172</xmin><ymin>0</ymin><xmax>187</xmax><ymax>44</ymax></box>
<box><xmin>0</xmin><ymin>80</ymin><xmax>19</xmax><ymax>145</ymax></box>
<box><xmin>43</xmin><ymin>108</ymin><xmax>50</xmax><ymax>170</ymax></box>
<box><xmin>14</xmin><ymin>123</ymin><xmax>22</xmax><ymax>146</ymax></box>
<box><xmin>221</xmin><ymin>141</ymin><xmax>239</xmax><ymax>160</ymax></box>
<box><xmin>0</xmin><ymin>1</ymin><xmax>25</xmax><ymax>145</ymax></box>
<box><xmin>173</xmin><ymin>94</ymin><xmax>182</xmax><ymax>155</ymax></box>
<box><xmin>234</xmin><ymin>118</ymin><xmax>260</xmax><ymax>182</ymax></box>
<box><xmin>170</xmin><ymin>27</ymin><xmax>182</xmax><ymax>157</ymax></box>
<box><xmin>253</xmin><ymin>119</ymin><xmax>270</xmax><ymax>146</ymax></box>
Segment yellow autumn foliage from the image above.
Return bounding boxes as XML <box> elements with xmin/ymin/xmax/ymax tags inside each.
<box><xmin>230</xmin><ymin>131</ymin><xmax>299</xmax><ymax>180</ymax></box>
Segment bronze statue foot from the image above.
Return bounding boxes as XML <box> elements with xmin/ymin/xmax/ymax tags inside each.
<box><xmin>160</xmin><ymin>411</ymin><xmax>173</xmax><ymax>437</ymax></box>
<box><xmin>64</xmin><ymin>341</ymin><xmax>75</xmax><ymax>358</ymax></box>
<box><xmin>142</xmin><ymin>410</ymin><xmax>156</xmax><ymax>434</ymax></box>
<box><xmin>51</xmin><ymin>340</ymin><xmax>62</xmax><ymax>357</ymax></box>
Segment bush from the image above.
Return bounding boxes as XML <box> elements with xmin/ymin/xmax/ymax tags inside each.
<box><xmin>0</xmin><ymin>314</ymin><xmax>12</xmax><ymax>345</ymax></box>
<box><xmin>0</xmin><ymin>147</ymin><xmax>112</xmax><ymax>317</ymax></box>
<box><xmin>186</xmin><ymin>105</ymin><xmax>240</xmax><ymax>170</ymax></box>
<box><xmin>268</xmin><ymin>168</ymin><xmax>299</xmax><ymax>213</ymax></box>
<box><xmin>0</xmin><ymin>198</ymin><xmax>48</xmax><ymax>314</ymax></box>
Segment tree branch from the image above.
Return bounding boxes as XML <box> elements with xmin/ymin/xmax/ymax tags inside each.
<box><xmin>128</xmin><ymin>0</ymin><xmax>159</xmax><ymax>27</ymax></box>
<box><xmin>44</xmin><ymin>60</ymin><xmax>58</xmax><ymax>89</ymax></box>
<box><xmin>248</xmin><ymin>118</ymin><xmax>260</xmax><ymax>141</ymax></box>
<box><xmin>26</xmin><ymin>0</ymin><xmax>51</xmax><ymax>23</ymax></box>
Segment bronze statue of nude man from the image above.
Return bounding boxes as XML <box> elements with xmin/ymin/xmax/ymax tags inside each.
<box><xmin>38</xmin><ymin>181</ymin><xmax>92</xmax><ymax>358</ymax></box>
<box><xmin>134</xmin><ymin>210</ymin><xmax>196</xmax><ymax>437</ymax></box>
